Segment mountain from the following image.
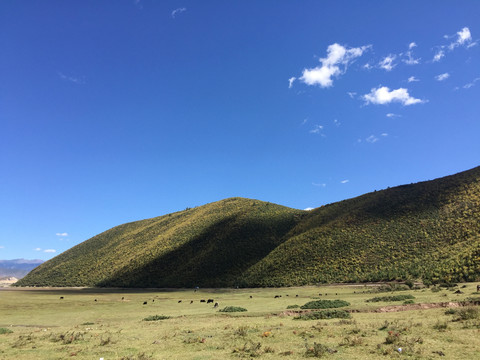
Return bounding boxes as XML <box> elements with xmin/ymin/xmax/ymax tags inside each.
<box><xmin>0</xmin><ymin>259</ymin><xmax>44</xmax><ymax>278</ymax></box>
<box><xmin>16</xmin><ymin>166</ymin><xmax>480</xmax><ymax>288</ymax></box>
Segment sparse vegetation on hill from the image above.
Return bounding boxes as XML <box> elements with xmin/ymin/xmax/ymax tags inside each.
<box><xmin>16</xmin><ymin>166</ymin><xmax>480</xmax><ymax>288</ymax></box>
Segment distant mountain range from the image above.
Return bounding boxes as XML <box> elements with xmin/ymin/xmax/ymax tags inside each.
<box><xmin>0</xmin><ymin>259</ymin><xmax>44</xmax><ymax>279</ymax></box>
<box><xmin>16</xmin><ymin>166</ymin><xmax>480</xmax><ymax>288</ymax></box>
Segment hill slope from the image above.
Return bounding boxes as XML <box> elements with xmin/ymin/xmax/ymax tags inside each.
<box><xmin>17</xmin><ymin>198</ymin><xmax>303</xmax><ymax>287</ymax></box>
<box><xmin>17</xmin><ymin>166</ymin><xmax>480</xmax><ymax>287</ymax></box>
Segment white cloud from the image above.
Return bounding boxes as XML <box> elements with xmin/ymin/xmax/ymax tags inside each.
<box><xmin>312</xmin><ymin>182</ymin><xmax>326</xmax><ymax>187</ymax></box>
<box><xmin>363</xmin><ymin>86</ymin><xmax>424</xmax><ymax>106</ymax></box>
<box><xmin>386</xmin><ymin>113</ymin><xmax>400</xmax><ymax>118</ymax></box>
<box><xmin>363</xmin><ymin>63</ymin><xmax>373</xmax><ymax>70</ymax></box>
<box><xmin>433</xmin><ymin>50</ymin><xmax>445</xmax><ymax>62</ymax></box>
<box><xmin>288</xmin><ymin>77</ymin><xmax>296</xmax><ymax>88</ymax></box>
<box><xmin>56</xmin><ymin>232</ymin><xmax>68</xmax><ymax>237</ymax></box>
<box><xmin>333</xmin><ymin>119</ymin><xmax>341</xmax><ymax>126</ymax></box>
<box><xmin>299</xmin><ymin>43</ymin><xmax>370</xmax><ymax>88</ymax></box>
<box><xmin>34</xmin><ymin>248</ymin><xmax>42</xmax><ymax>251</ymax></box>
<box><xmin>381</xmin><ymin>133</ymin><xmax>388</xmax><ymax>137</ymax></box>
<box><xmin>435</xmin><ymin>73</ymin><xmax>450</xmax><ymax>81</ymax></box>
<box><xmin>310</xmin><ymin>125</ymin><xmax>325</xmax><ymax>135</ymax></box>
<box><xmin>58</xmin><ymin>72</ymin><xmax>85</xmax><ymax>84</ymax></box>
<box><xmin>340</xmin><ymin>180</ymin><xmax>349</xmax><ymax>184</ymax></box>
<box><xmin>463</xmin><ymin>77</ymin><xmax>480</xmax><ymax>89</ymax></box>
<box><xmin>448</xmin><ymin>27</ymin><xmax>472</xmax><ymax>50</ymax></box>
<box><xmin>379</xmin><ymin>55</ymin><xmax>396</xmax><ymax>71</ymax></box>
<box><xmin>0</xmin><ymin>246</ymin><xmax>4</xmax><ymax>249</ymax></box>
<box><xmin>347</xmin><ymin>91</ymin><xmax>357</xmax><ymax>98</ymax></box>
<box><xmin>301</xmin><ymin>118</ymin><xmax>308</xmax><ymax>125</ymax></box>
<box><xmin>408</xmin><ymin>76</ymin><xmax>419</xmax><ymax>82</ymax></box>
<box><xmin>171</xmin><ymin>7</ymin><xmax>186</xmax><ymax>18</ymax></box>
<box><xmin>403</xmin><ymin>43</ymin><xmax>420</xmax><ymax>65</ymax></box>
<box><xmin>366</xmin><ymin>135</ymin><xmax>378</xmax><ymax>143</ymax></box>
<box><xmin>434</xmin><ymin>27</ymin><xmax>474</xmax><ymax>61</ymax></box>
<box><xmin>304</xmin><ymin>207</ymin><xmax>314</xmax><ymax>211</ymax></box>
<box><xmin>44</xmin><ymin>249</ymin><xmax>56</xmax><ymax>253</ymax></box>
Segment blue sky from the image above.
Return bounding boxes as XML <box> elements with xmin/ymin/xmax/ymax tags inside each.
<box><xmin>1</xmin><ymin>1</ymin><xmax>479</xmax><ymax>260</ymax></box>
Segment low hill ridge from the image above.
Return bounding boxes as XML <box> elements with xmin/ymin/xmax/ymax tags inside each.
<box><xmin>17</xmin><ymin>167</ymin><xmax>480</xmax><ymax>287</ymax></box>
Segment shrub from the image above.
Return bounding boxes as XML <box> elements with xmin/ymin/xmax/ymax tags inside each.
<box><xmin>366</xmin><ymin>294</ymin><xmax>415</xmax><ymax>302</ymax></box>
<box><xmin>143</xmin><ymin>315</ymin><xmax>170</xmax><ymax>321</ymax></box>
<box><xmin>286</xmin><ymin>304</ymin><xmax>299</xmax><ymax>309</ymax></box>
<box><xmin>300</xmin><ymin>300</ymin><xmax>350</xmax><ymax>309</ymax></box>
<box><xmin>0</xmin><ymin>328</ymin><xmax>13</xmax><ymax>335</ymax></box>
<box><xmin>294</xmin><ymin>309</ymin><xmax>351</xmax><ymax>320</ymax></box>
<box><xmin>219</xmin><ymin>306</ymin><xmax>247</xmax><ymax>312</ymax></box>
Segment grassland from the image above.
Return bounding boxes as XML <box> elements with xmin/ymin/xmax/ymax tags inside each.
<box><xmin>1</xmin><ymin>283</ymin><xmax>480</xmax><ymax>359</ymax></box>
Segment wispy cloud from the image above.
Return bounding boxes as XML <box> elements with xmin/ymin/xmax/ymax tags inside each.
<box><xmin>366</xmin><ymin>135</ymin><xmax>378</xmax><ymax>143</ymax></box>
<box><xmin>340</xmin><ymin>179</ymin><xmax>349</xmax><ymax>184</ymax></box>
<box><xmin>288</xmin><ymin>77</ymin><xmax>296</xmax><ymax>88</ymax></box>
<box><xmin>44</xmin><ymin>249</ymin><xmax>56</xmax><ymax>253</ymax></box>
<box><xmin>333</xmin><ymin>119</ymin><xmax>341</xmax><ymax>127</ymax></box>
<box><xmin>56</xmin><ymin>232</ymin><xmax>68</xmax><ymax>237</ymax></box>
<box><xmin>310</xmin><ymin>125</ymin><xmax>325</xmax><ymax>135</ymax></box>
<box><xmin>171</xmin><ymin>7</ymin><xmax>186</xmax><ymax>18</ymax></box>
<box><xmin>312</xmin><ymin>182</ymin><xmax>326</xmax><ymax>187</ymax></box>
<box><xmin>433</xmin><ymin>27</ymin><xmax>474</xmax><ymax>61</ymax></box>
<box><xmin>408</xmin><ymin>76</ymin><xmax>419</xmax><ymax>83</ymax></box>
<box><xmin>347</xmin><ymin>91</ymin><xmax>357</xmax><ymax>98</ymax></box>
<box><xmin>448</xmin><ymin>27</ymin><xmax>473</xmax><ymax>50</ymax></box>
<box><xmin>34</xmin><ymin>247</ymin><xmax>42</xmax><ymax>251</ymax></box>
<box><xmin>463</xmin><ymin>77</ymin><xmax>480</xmax><ymax>89</ymax></box>
<box><xmin>432</xmin><ymin>50</ymin><xmax>445</xmax><ymax>62</ymax></box>
<box><xmin>58</xmin><ymin>72</ymin><xmax>85</xmax><ymax>84</ymax></box>
<box><xmin>403</xmin><ymin>43</ymin><xmax>421</xmax><ymax>65</ymax></box>
<box><xmin>435</xmin><ymin>73</ymin><xmax>450</xmax><ymax>81</ymax></box>
<box><xmin>298</xmin><ymin>43</ymin><xmax>370</xmax><ymax>88</ymax></box>
<box><xmin>378</xmin><ymin>55</ymin><xmax>397</xmax><ymax>71</ymax></box>
<box><xmin>0</xmin><ymin>245</ymin><xmax>4</xmax><ymax>249</ymax></box>
<box><xmin>386</xmin><ymin>113</ymin><xmax>401</xmax><ymax>118</ymax></box>
<box><xmin>363</xmin><ymin>86</ymin><xmax>424</xmax><ymax>106</ymax></box>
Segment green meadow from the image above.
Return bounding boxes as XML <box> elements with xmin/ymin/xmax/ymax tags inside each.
<box><xmin>1</xmin><ymin>283</ymin><xmax>480</xmax><ymax>359</ymax></box>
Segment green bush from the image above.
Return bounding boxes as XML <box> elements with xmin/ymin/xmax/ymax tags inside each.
<box><xmin>286</xmin><ymin>304</ymin><xmax>299</xmax><ymax>309</ymax></box>
<box><xmin>0</xmin><ymin>328</ymin><xmax>13</xmax><ymax>335</ymax></box>
<box><xmin>366</xmin><ymin>294</ymin><xmax>415</xmax><ymax>302</ymax></box>
<box><xmin>294</xmin><ymin>309</ymin><xmax>351</xmax><ymax>320</ymax></box>
<box><xmin>219</xmin><ymin>306</ymin><xmax>247</xmax><ymax>312</ymax></box>
<box><xmin>300</xmin><ymin>300</ymin><xmax>350</xmax><ymax>309</ymax></box>
<box><xmin>143</xmin><ymin>315</ymin><xmax>170</xmax><ymax>321</ymax></box>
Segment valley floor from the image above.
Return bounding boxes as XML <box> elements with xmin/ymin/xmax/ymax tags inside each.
<box><xmin>0</xmin><ymin>283</ymin><xmax>479</xmax><ymax>359</ymax></box>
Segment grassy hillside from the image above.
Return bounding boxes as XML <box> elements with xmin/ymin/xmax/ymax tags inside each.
<box><xmin>17</xmin><ymin>198</ymin><xmax>304</xmax><ymax>287</ymax></box>
<box><xmin>17</xmin><ymin>166</ymin><xmax>480</xmax><ymax>288</ymax></box>
<box><xmin>241</xmin><ymin>166</ymin><xmax>480</xmax><ymax>286</ymax></box>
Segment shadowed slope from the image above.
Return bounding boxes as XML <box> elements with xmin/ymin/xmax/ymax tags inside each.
<box><xmin>17</xmin><ymin>198</ymin><xmax>304</xmax><ymax>287</ymax></box>
<box><xmin>241</xmin><ymin>166</ymin><xmax>480</xmax><ymax>286</ymax></box>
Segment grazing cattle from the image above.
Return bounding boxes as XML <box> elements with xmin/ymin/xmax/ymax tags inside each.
<box><xmin>207</xmin><ymin>299</ymin><xmax>214</xmax><ymax>304</ymax></box>
<box><xmin>274</xmin><ymin>295</ymin><xmax>281</xmax><ymax>298</ymax></box>
<box><xmin>477</xmin><ymin>285</ymin><xmax>480</xmax><ymax>292</ymax></box>
<box><xmin>152</xmin><ymin>299</ymin><xmax>155</xmax><ymax>302</ymax></box>
<box><xmin>178</xmin><ymin>300</ymin><xmax>182</xmax><ymax>303</ymax></box>
<box><xmin>94</xmin><ymin>299</ymin><xmax>97</xmax><ymax>302</ymax></box>
<box><xmin>296</xmin><ymin>295</ymin><xmax>298</xmax><ymax>297</ymax></box>
<box><xmin>190</xmin><ymin>300</ymin><xmax>194</xmax><ymax>304</ymax></box>
<box><xmin>60</xmin><ymin>296</ymin><xmax>64</xmax><ymax>299</ymax></box>
<box><xmin>200</xmin><ymin>299</ymin><xmax>206</xmax><ymax>303</ymax></box>
<box><xmin>143</xmin><ymin>301</ymin><xmax>147</xmax><ymax>305</ymax></box>
<box><xmin>213</xmin><ymin>302</ymin><xmax>219</xmax><ymax>308</ymax></box>
<box><xmin>250</xmin><ymin>295</ymin><xmax>253</xmax><ymax>299</ymax></box>
<box><xmin>122</xmin><ymin>297</ymin><xmax>125</xmax><ymax>301</ymax></box>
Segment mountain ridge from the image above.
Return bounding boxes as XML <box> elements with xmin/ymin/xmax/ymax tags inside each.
<box><xmin>16</xmin><ymin>166</ymin><xmax>480</xmax><ymax>287</ymax></box>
